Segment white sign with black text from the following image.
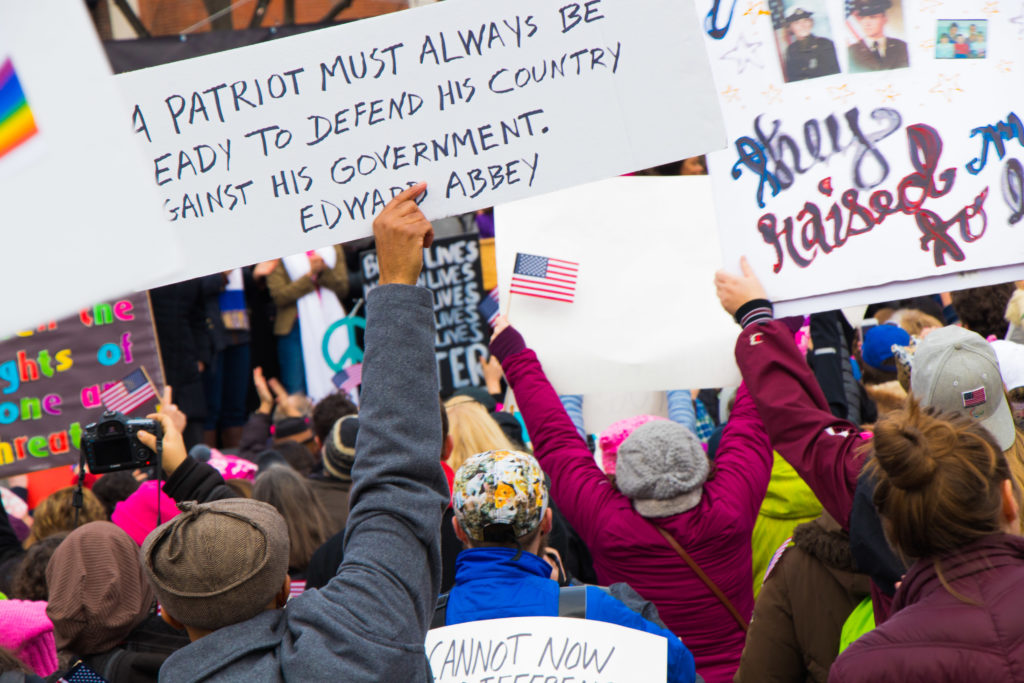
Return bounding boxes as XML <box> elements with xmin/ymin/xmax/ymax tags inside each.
<box><xmin>117</xmin><ymin>0</ymin><xmax>725</xmax><ymax>283</ymax></box>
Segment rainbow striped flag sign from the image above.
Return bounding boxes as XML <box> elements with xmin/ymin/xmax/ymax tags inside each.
<box><xmin>0</xmin><ymin>57</ymin><xmax>38</xmax><ymax>160</ymax></box>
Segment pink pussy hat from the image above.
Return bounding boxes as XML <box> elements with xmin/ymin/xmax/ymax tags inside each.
<box><xmin>0</xmin><ymin>599</ymin><xmax>58</xmax><ymax>676</ymax></box>
<box><xmin>599</xmin><ymin>415</ymin><xmax>668</xmax><ymax>476</ymax></box>
<box><xmin>111</xmin><ymin>480</ymin><xmax>181</xmax><ymax>546</ymax></box>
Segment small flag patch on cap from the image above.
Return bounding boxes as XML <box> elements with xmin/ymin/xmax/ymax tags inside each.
<box><xmin>962</xmin><ymin>386</ymin><xmax>987</xmax><ymax>408</ymax></box>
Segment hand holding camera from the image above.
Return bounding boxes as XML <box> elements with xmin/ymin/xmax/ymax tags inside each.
<box><xmin>137</xmin><ymin>412</ymin><xmax>188</xmax><ymax>477</ymax></box>
<box><xmin>82</xmin><ymin>411</ymin><xmax>161</xmax><ymax>474</ymax></box>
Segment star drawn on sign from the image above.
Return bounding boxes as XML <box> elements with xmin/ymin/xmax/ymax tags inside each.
<box><xmin>721</xmin><ymin>85</ymin><xmax>742</xmax><ymax>103</ymax></box>
<box><xmin>828</xmin><ymin>83</ymin><xmax>856</xmax><ymax>104</ymax></box>
<box><xmin>720</xmin><ymin>33</ymin><xmax>765</xmax><ymax>74</ymax></box>
<box><xmin>877</xmin><ymin>84</ymin><xmax>901</xmax><ymax>103</ymax></box>
<box><xmin>929</xmin><ymin>74</ymin><xmax>964</xmax><ymax>102</ymax></box>
<box><xmin>983</xmin><ymin>1</ymin><xmax>1000</xmax><ymax>16</ymax></box>
<box><xmin>761</xmin><ymin>83</ymin><xmax>783</xmax><ymax>104</ymax></box>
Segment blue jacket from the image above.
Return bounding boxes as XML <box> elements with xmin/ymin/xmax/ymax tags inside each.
<box><xmin>446</xmin><ymin>547</ymin><xmax>696</xmax><ymax>683</ymax></box>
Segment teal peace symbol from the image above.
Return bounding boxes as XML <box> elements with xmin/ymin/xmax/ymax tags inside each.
<box><xmin>321</xmin><ymin>316</ymin><xmax>366</xmax><ymax>372</ymax></box>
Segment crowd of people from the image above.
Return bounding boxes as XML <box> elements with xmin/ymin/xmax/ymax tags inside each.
<box><xmin>2</xmin><ymin>177</ymin><xmax>1024</xmax><ymax>682</ymax></box>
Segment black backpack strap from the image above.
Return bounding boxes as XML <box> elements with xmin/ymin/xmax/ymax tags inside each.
<box><xmin>557</xmin><ymin>585</ymin><xmax>588</xmax><ymax>619</ymax></box>
<box><xmin>431</xmin><ymin>592</ymin><xmax>450</xmax><ymax>629</ymax></box>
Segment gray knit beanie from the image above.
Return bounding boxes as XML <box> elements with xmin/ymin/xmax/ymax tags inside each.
<box><xmin>616</xmin><ymin>421</ymin><xmax>709</xmax><ymax>517</ymax></box>
<box><xmin>141</xmin><ymin>498</ymin><xmax>290</xmax><ymax>631</ymax></box>
<box><xmin>322</xmin><ymin>415</ymin><xmax>359</xmax><ymax>481</ymax></box>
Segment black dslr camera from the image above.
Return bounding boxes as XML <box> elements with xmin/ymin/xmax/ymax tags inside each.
<box><xmin>82</xmin><ymin>411</ymin><xmax>160</xmax><ymax>474</ymax></box>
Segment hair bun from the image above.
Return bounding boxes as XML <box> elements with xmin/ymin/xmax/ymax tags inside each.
<box><xmin>873</xmin><ymin>420</ymin><xmax>937</xmax><ymax>491</ymax></box>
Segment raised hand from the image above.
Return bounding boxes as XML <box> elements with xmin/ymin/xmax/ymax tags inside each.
<box><xmin>373</xmin><ymin>183</ymin><xmax>433</xmax><ymax>286</ymax></box>
<box><xmin>714</xmin><ymin>256</ymin><xmax>768</xmax><ymax>317</ymax></box>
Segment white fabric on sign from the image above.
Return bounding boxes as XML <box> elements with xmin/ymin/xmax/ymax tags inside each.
<box><xmin>282</xmin><ymin>249</ymin><xmax>347</xmax><ymax>401</ymax></box>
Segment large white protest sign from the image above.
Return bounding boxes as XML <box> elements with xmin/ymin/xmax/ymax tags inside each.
<box><xmin>426</xmin><ymin>616</ymin><xmax>667</xmax><ymax>682</ymax></box>
<box><xmin>495</xmin><ymin>177</ymin><xmax>741</xmax><ymax>395</ymax></box>
<box><xmin>116</xmin><ymin>0</ymin><xmax>725</xmax><ymax>283</ymax></box>
<box><xmin>703</xmin><ymin>0</ymin><xmax>1024</xmax><ymax>311</ymax></box>
<box><xmin>0</xmin><ymin>2</ymin><xmax>181</xmax><ymax>336</ymax></box>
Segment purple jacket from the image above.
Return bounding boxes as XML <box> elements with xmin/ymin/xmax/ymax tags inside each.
<box><xmin>492</xmin><ymin>327</ymin><xmax>773</xmax><ymax>683</ymax></box>
<box><xmin>830</xmin><ymin>534</ymin><xmax>1024</xmax><ymax>682</ymax></box>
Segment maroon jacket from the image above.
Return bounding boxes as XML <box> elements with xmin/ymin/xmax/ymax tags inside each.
<box><xmin>734</xmin><ymin>320</ymin><xmax>862</xmax><ymax>530</ymax></box>
<box><xmin>493</xmin><ymin>326</ymin><xmax>772</xmax><ymax>683</ymax></box>
<box><xmin>830</xmin><ymin>534</ymin><xmax>1024</xmax><ymax>682</ymax></box>
<box><xmin>734</xmin><ymin>320</ymin><xmax>897</xmax><ymax>621</ymax></box>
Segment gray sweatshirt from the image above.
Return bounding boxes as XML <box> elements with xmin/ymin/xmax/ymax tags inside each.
<box><xmin>160</xmin><ymin>285</ymin><xmax>448</xmax><ymax>682</ymax></box>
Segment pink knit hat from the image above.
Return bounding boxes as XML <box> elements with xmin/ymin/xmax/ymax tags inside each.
<box><xmin>0</xmin><ymin>599</ymin><xmax>58</xmax><ymax>676</ymax></box>
<box><xmin>208</xmin><ymin>450</ymin><xmax>258</xmax><ymax>481</ymax></box>
<box><xmin>111</xmin><ymin>481</ymin><xmax>181</xmax><ymax>546</ymax></box>
<box><xmin>599</xmin><ymin>415</ymin><xmax>668</xmax><ymax>475</ymax></box>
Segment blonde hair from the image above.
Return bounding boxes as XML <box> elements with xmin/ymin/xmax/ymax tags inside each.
<box><xmin>444</xmin><ymin>396</ymin><xmax>514</xmax><ymax>472</ymax></box>
<box><xmin>26</xmin><ymin>487</ymin><xmax>105</xmax><ymax>548</ymax></box>
<box><xmin>894</xmin><ymin>309</ymin><xmax>943</xmax><ymax>337</ymax></box>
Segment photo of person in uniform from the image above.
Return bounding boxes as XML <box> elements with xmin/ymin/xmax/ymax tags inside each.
<box><xmin>782</xmin><ymin>7</ymin><xmax>840</xmax><ymax>82</ymax></box>
<box><xmin>769</xmin><ymin>0</ymin><xmax>841</xmax><ymax>84</ymax></box>
<box><xmin>848</xmin><ymin>0</ymin><xmax>909</xmax><ymax>72</ymax></box>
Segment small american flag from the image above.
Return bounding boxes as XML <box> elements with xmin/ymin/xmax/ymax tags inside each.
<box><xmin>478</xmin><ymin>288</ymin><xmax>501</xmax><ymax>326</ymax></box>
<box><xmin>510</xmin><ymin>253</ymin><xmax>579</xmax><ymax>303</ymax></box>
<box><xmin>59</xmin><ymin>661</ymin><xmax>107</xmax><ymax>682</ymax></box>
<box><xmin>100</xmin><ymin>368</ymin><xmax>157</xmax><ymax>414</ymax></box>
<box><xmin>769</xmin><ymin>0</ymin><xmax>786</xmax><ymax>30</ymax></box>
<box><xmin>288</xmin><ymin>578</ymin><xmax>307</xmax><ymax>601</ymax></box>
<box><xmin>845</xmin><ymin>0</ymin><xmax>865</xmax><ymax>43</ymax></box>
<box><xmin>962</xmin><ymin>387</ymin><xmax>987</xmax><ymax>408</ymax></box>
<box><xmin>332</xmin><ymin>363</ymin><xmax>363</xmax><ymax>392</ymax></box>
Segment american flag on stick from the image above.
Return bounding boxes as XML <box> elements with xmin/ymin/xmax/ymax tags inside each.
<box><xmin>100</xmin><ymin>368</ymin><xmax>157</xmax><ymax>414</ymax></box>
<box><xmin>510</xmin><ymin>253</ymin><xmax>580</xmax><ymax>303</ymax></box>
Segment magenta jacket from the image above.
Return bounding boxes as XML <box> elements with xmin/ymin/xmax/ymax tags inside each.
<box><xmin>492</xmin><ymin>327</ymin><xmax>773</xmax><ymax>683</ymax></box>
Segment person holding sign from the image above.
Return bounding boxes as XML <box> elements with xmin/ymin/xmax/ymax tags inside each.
<box><xmin>439</xmin><ymin>449</ymin><xmax>696</xmax><ymax>683</ymax></box>
<box><xmin>847</xmin><ymin>0</ymin><xmax>909</xmax><ymax>72</ymax></box>
<box><xmin>134</xmin><ymin>184</ymin><xmax>449</xmax><ymax>682</ymax></box>
<box><xmin>488</xmin><ymin>316</ymin><xmax>773</xmax><ymax>683</ymax></box>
